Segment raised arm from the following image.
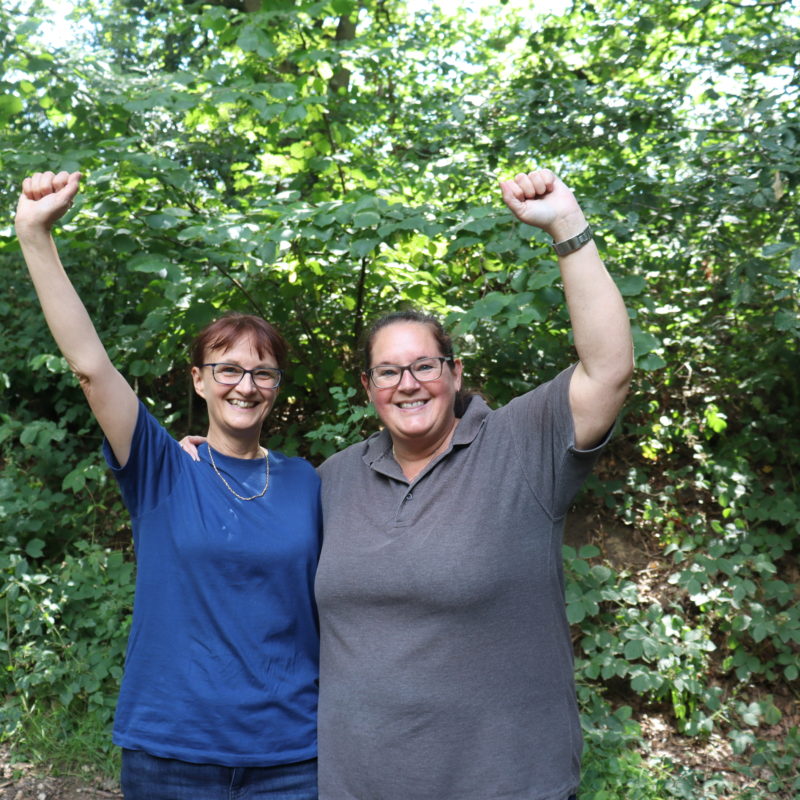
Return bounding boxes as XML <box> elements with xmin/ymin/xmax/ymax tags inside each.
<box><xmin>15</xmin><ymin>170</ymin><xmax>139</xmax><ymax>466</ymax></box>
<box><xmin>499</xmin><ymin>169</ymin><xmax>633</xmax><ymax>449</ymax></box>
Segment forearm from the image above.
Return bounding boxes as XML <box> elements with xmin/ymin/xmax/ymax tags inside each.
<box><xmin>18</xmin><ymin>225</ymin><xmax>114</xmax><ymax>382</ymax></box>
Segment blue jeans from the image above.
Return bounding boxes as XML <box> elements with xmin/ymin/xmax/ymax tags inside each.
<box><xmin>121</xmin><ymin>749</ymin><xmax>318</xmax><ymax>800</ymax></box>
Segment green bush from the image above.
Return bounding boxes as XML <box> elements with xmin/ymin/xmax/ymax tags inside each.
<box><xmin>1</xmin><ymin>541</ymin><xmax>133</xmax><ymax>746</ymax></box>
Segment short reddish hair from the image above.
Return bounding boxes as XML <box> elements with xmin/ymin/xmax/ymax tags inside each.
<box><xmin>190</xmin><ymin>313</ymin><xmax>288</xmax><ymax>371</ymax></box>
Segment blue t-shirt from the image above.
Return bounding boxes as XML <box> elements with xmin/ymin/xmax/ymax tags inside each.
<box><xmin>103</xmin><ymin>402</ymin><xmax>321</xmax><ymax>766</ymax></box>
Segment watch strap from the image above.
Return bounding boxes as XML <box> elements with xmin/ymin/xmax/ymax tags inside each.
<box><xmin>552</xmin><ymin>225</ymin><xmax>593</xmax><ymax>256</ymax></box>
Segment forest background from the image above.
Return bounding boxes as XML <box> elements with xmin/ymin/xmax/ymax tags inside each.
<box><xmin>0</xmin><ymin>0</ymin><xmax>798</xmax><ymax>797</ymax></box>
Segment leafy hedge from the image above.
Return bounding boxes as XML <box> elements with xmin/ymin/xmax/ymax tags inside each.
<box><xmin>1</xmin><ymin>0</ymin><xmax>797</xmax><ymax>795</ymax></box>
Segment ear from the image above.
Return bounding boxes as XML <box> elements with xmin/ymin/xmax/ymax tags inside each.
<box><xmin>191</xmin><ymin>366</ymin><xmax>206</xmax><ymax>400</ymax></box>
<box><xmin>360</xmin><ymin>371</ymin><xmax>372</xmax><ymax>400</ymax></box>
<box><xmin>452</xmin><ymin>358</ymin><xmax>463</xmax><ymax>392</ymax></box>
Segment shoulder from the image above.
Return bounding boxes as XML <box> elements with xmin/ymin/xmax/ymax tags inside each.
<box><xmin>318</xmin><ymin>434</ymin><xmax>375</xmax><ymax>478</ymax></box>
<box><xmin>135</xmin><ymin>401</ymin><xmax>194</xmax><ymax>451</ymax></box>
<box><xmin>271</xmin><ymin>451</ymin><xmax>321</xmax><ymax>484</ymax></box>
<box><xmin>460</xmin><ymin>366</ymin><xmax>576</xmax><ymax>456</ymax></box>
<box><xmin>106</xmin><ymin>400</ymin><xmax>187</xmax><ymax>470</ymax></box>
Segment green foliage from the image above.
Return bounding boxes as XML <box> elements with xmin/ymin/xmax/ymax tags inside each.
<box><xmin>1</xmin><ymin>542</ymin><xmax>133</xmax><ymax>741</ymax></box>
<box><xmin>579</xmin><ymin>697</ymin><xmax>664</xmax><ymax>799</ymax></box>
<box><xmin>0</xmin><ymin>0</ymin><xmax>798</xmax><ymax>791</ymax></box>
<box><xmin>731</xmin><ymin>727</ymin><xmax>800</xmax><ymax>798</ymax></box>
<box><xmin>305</xmin><ymin>385</ymin><xmax>377</xmax><ymax>460</ymax></box>
<box><xmin>566</xmin><ymin>546</ymin><xmax>719</xmax><ymax>735</ymax></box>
<box><xmin>9</xmin><ymin>702</ymin><xmax>121</xmax><ymax>781</ymax></box>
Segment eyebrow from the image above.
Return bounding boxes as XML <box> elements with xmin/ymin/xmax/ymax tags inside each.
<box><xmin>372</xmin><ymin>355</ymin><xmax>440</xmax><ymax>365</ymax></box>
<box><xmin>213</xmin><ymin>360</ymin><xmax>278</xmax><ymax>369</ymax></box>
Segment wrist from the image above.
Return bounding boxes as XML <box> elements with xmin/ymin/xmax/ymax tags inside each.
<box><xmin>15</xmin><ymin>220</ymin><xmax>54</xmax><ymax>240</ymax></box>
<box><xmin>545</xmin><ymin>209</ymin><xmax>588</xmax><ymax>242</ymax></box>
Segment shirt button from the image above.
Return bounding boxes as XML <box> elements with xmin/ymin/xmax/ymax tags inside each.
<box><xmin>405</xmin><ymin>493</ymin><xmax>413</xmax><ymax>501</ymax></box>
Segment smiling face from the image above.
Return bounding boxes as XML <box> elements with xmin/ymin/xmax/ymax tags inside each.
<box><xmin>362</xmin><ymin>321</ymin><xmax>462</xmax><ymax>452</ymax></box>
<box><xmin>191</xmin><ymin>333</ymin><xmax>279</xmax><ymax>451</ymax></box>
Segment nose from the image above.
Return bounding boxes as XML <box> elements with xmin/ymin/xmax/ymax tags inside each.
<box><xmin>397</xmin><ymin>366</ymin><xmax>421</xmax><ymax>390</ymax></box>
<box><xmin>237</xmin><ymin>371</ymin><xmax>260</xmax><ymax>391</ymax></box>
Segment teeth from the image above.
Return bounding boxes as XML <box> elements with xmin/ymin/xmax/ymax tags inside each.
<box><xmin>229</xmin><ymin>399</ymin><xmax>256</xmax><ymax>408</ymax></box>
<box><xmin>399</xmin><ymin>401</ymin><xmax>425</xmax><ymax>409</ymax></box>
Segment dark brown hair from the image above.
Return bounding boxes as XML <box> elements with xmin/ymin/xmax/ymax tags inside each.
<box><xmin>190</xmin><ymin>313</ymin><xmax>288</xmax><ymax>371</ymax></box>
<box><xmin>362</xmin><ymin>309</ymin><xmax>472</xmax><ymax>416</ymax></box>
<box><xmin>362</xmin><ymin>310</ymin><xmax>455</xmax><ymax>370</ymax></box>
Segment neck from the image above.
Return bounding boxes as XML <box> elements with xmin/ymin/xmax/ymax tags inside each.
<box><xmin>206</xmin><ymin>430</ymin><xmax>264</xmax><ymax>459</ymax></box>
<box><xmin>392</xmin><ymin>418</ymin><xmax>458</xmax><ymax>481</ymax></box>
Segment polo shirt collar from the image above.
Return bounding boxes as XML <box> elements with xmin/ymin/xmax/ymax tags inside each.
<box><xmin>452</xmin><ymin>394</ymin><xmax>490</xmax><ymax>446</ymax></box>
<box><xmin>363</xmin><ymin>393</ymin><xmax>490</xmax><ymax>475</ymax></box>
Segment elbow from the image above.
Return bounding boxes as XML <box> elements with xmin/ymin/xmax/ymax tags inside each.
<box><xmin>68</xmin><ymin>353</ymin><xmax>115</xmax><ymax>391</ymax></box>
<box><xmin>69</xmin><ymin>359</ymin><xmax>94</xmax><ymax>388</ymax></box>
<box><xmin>617</xmin><ymin>354</ymin><xmax>635</xmax><ymax>391</ymax></box>
<box><xmin>610</xmin><ymin>337</ymin><xmax>635</xmax><ymax>390</ymax></box>
<box><xmin>585</xmin><ymin>349</ymin><xmax>634</xmax><ymax>395</ymax></box>
<box><xmin>612</xmin><ymin>356</ymin><xmax>634</xmax><ymax>401</ymax></box>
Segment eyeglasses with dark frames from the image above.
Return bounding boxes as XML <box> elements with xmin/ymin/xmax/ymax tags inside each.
<box><xmin>202</xmin><ymin>363</ymin><xmax>283</xmax><ymax>389</ymax></box>
<box><xmin>366</xmin><ymin>356</ymin><xmax>453</xmax><ymax>389</ymax></box>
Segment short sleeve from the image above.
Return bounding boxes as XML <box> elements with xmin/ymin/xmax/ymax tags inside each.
<box><xmin>503</xmin><ymin>364</ymin><xmax>610</xmax><ymax>518</ymax></box>
<box><xmin>102</xmin><ymin>401</ymin><xmax>189</xmax><ymax>518</ymax></box>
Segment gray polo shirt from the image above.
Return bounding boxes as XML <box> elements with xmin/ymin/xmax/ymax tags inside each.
<box><xmin>315</xmin><ymin>365</ymin><xmax>609</xmax><ymax>800</ymax></box>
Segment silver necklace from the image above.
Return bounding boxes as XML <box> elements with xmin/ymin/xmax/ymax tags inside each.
<box><xmin>207</xmin><ymin>444</ymin><xmax>269</xmax><ymax>501</ymax></box>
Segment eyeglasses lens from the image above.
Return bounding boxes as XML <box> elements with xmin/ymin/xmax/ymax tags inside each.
<box><xmin>212</xmin><ymin>365</ymin><xmax>280</xmax><ymax>388</ymax></box>
<box><xmin>371</xmin><ymin>358</ymin><xmax>444</xmax><ymax>388</ymax></box>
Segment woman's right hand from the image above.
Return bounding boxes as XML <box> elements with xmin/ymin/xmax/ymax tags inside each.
<box><xmin>179</xmin><ymin>435</ymin><xmax>208</xmax><ymax>462</ymax></box>
<box><xmin>15</xmin><ymin>170</ymin><xmax>81</xmax><ymax>234</ymax></box>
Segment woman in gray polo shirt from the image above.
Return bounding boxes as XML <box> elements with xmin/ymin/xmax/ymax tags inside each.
<box><xmin>314</xmin><ymin>168</ymin><xmax>633</xmax><ymax>800</ymax></box>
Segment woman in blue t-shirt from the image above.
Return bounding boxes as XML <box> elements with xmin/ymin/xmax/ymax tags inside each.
<box><xmin>16</xmin><ymin>169</ymin><xmax>321</xmax><ymax>799</ymax></box>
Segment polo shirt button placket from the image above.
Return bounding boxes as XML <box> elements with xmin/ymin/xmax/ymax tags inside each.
<box><xmin>393</xmin><ymin>490</ymin><xmax>414</xmax><ymax>526</ymax></box>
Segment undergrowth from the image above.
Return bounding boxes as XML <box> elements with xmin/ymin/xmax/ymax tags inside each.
<box><xmin>7</xmin><ymin>703</ymin><xmax>120</xmax><ymax>782</ymax></box>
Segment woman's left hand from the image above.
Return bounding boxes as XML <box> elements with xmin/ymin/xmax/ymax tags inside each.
<box><xmin>499</xmin><ymin>169</ymin><xmax>585</xmax><ymax>240</ymax></box>
<box><xmin>179</xmin><ymin>435</ymin><xmax>207</xmax><ymax>462</ymax></box>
